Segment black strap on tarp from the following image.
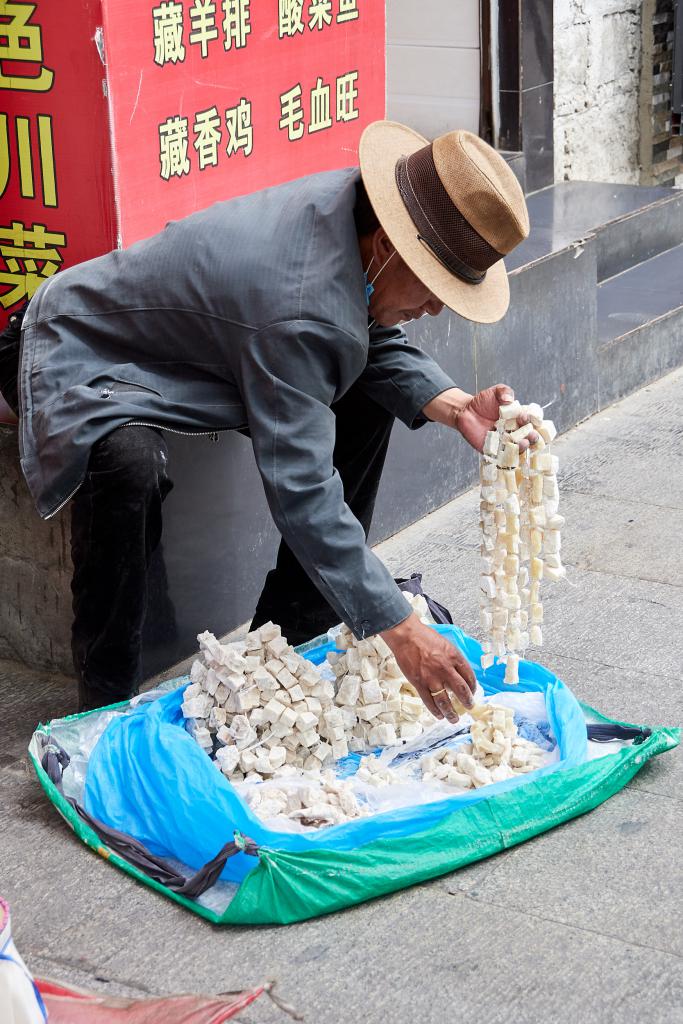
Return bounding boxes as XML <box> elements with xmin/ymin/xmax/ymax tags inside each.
<box><xmin>39</xmin><ymin>736</ymin><xmax>258</xmax><ymax>898</ymax></box>
<box><xmin>586</xmin><ymin>723</ymin><xmax>652</xmax><ymax>744</ymax></box>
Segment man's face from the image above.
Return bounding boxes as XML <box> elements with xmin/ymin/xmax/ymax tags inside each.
<box><xmin>367</xmin><ymin>228</ymin><xmax>445</xmax><ymax>328</ymax></box>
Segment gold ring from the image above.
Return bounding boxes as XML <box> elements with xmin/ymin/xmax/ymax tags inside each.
<box><xmin>430</xmin><ymin>688</ymin><xmax>448</xmax><ymax>697</ymax></box>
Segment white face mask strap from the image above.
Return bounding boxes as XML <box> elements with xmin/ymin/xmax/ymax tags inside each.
<box><xmin>366</xmin><ymin>250</ymin><xmax>397</xmax><ymax>332</ymax></box>
<box><xmin>366</xmin><ymin>248</ymin><xmax>396</xmax><ymax>288</ymax></box>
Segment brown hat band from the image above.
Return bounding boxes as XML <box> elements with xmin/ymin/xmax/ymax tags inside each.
<box><xmin>395</xmin><ymin>144</ymin><xmax>503</xmax><ymax>286</ymax></box>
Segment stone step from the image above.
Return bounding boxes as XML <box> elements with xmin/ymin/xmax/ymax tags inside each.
<box><xmin>597</xmin><ymin>242</ymin><xmax>683</xmax><ymax>408</ymax></box>
<box><xmin>507</xmin><ymin>181</ymin><xmax>683</xmax><ymax>282</ymax></box>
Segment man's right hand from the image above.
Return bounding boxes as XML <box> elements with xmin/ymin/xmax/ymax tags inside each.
<box><xmin>380</xmin><ymin>613</ymin><xmax>477</xmax><ymax>723</ymax></box>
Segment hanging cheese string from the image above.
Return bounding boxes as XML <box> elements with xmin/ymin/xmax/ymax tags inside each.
<box><xmin>478</xmin><ymin>401</ymin><xmax>564</xmax><ymax>684</ymax></box>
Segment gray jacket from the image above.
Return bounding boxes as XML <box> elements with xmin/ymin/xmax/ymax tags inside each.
<box><xmin>19</xmin><ymin>168</ymin><xmax>456</xmax><ymax>637</ymax></box>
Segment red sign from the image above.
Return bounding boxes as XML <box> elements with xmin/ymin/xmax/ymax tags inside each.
<box><xmin>0</xmin><ymin>0</ymin><xmax>117</xmax><ymax>420</ymax></box>
<box><xmin>0</xmin><ymin>1</ymin><xmax>385</xmax><ymax>418</ymax></box>
<box><xmin>0</xmin><ymin>0</ymin><xmax>116</xmax><ymax>323</ymax></box>
<box><xmin>102</xmin><ymin>0</ymin><xmax>386</xmax><ymax>246</ymax></box>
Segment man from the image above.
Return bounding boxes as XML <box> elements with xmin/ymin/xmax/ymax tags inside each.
<box><xmin>3</xmin><ymin>120</ymin><xmax>533</xmax><ymax>720</ymax></box>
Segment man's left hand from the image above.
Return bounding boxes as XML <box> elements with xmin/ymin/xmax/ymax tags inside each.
<box><xmin>422</xmin><ymin>384</ymin><xmax>539</xmax><ymax>453</ymax></box>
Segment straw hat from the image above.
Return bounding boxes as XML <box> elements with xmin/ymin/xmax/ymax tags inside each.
<box><xmin>359</xmin><ymin>121</ymin><xmax>530</xmax><ymax>324</ymax></box>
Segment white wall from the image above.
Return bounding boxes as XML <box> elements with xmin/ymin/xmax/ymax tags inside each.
<box><xmin>554</xmin><ymin>0</ymin><xmax>643</xmax><ymax>183</ymax></box>
<box><xmin>386</xmin><ymin>0</ymin><xmax>481</xmax><ymax>139</ymax></box>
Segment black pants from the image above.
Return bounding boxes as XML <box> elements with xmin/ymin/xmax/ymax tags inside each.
<box><xmin>1</xmin><ymin>319</ymin><xmax>394</xmax><ymax>709</ymax></box>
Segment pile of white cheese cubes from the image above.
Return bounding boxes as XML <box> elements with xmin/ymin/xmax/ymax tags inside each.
<box><xmin>182</xmin><ymin>624</ymin><xmax>344</xmax><ymax>782</ymax></box>
<box><xmin>181</xmin><ymin>608</ymin><xmax>548</xmax><ymax>828</ymax></box>
<box><xmin>421</xmin><ymin>702</ymin><xmax>544</xmax><ymax>789</ymax></box>
<box><xmin>181</xmin><ymin>612</ymin><xmax>435</xmax><ymax>788</ymax></box>
<box><xmin>479</xmin><ymin>400</ymin><xmax>565</xmax><ymax>683</ymax></box>
<box><xmin>327</xmin><ymin>624</ymin><xmax>435</xmax><ymax>747</ymax></box>
<box><xmin>243</xmin><ymin>772</ymin><xmax>364</xmax><ymax>827</ymax></box>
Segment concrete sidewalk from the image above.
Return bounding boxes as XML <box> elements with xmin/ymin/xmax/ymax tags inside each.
<box><xmin>1</xmin><ymin>368</ymin><xmax>682</xmax><ymax>1024</ymax></box>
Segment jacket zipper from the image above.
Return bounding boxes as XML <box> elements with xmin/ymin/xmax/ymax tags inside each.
<box><xmin>120</xmin><ymin>419</ymin><xmax>223</xmax><ymax>442</ymax></box>
<box><xmin>44</xmin><ymin>421</ymin><xmax>226</xmax><ymax>520</ymax></box>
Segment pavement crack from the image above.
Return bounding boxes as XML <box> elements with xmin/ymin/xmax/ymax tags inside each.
<box><xmin>567</xmin><ymin>564</ymin><xmax>683</xmax><ymax>590</ymax></box>
<box><xmin>561</xmin><ymin>488</ymin><xmax>683</xmax><ymax>513</ymax></box>
<box><xmin>458</xmin><ymin>892</ymin><xmax>683</xmax><ymax>961</ymax></box>
<box><xmin>27</xmin><ymin>952</ymin><xmax>156</xmax><ymax>996</ymax></box>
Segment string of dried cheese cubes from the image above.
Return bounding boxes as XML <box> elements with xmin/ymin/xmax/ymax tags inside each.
<box><xmin>479</xmin><ymin>401</ymin><xmax>565</xmax><ymax>683</ymax></box>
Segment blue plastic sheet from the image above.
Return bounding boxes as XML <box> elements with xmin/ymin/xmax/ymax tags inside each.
<box><xmin>84</xmin><ymin>625</ymin><xmax>588</xmax><ymax>882</ymax></box>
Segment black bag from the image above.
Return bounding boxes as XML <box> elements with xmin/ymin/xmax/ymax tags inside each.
<box><xmin>395</xmin><ymin>572</ymin><xmax>453</xmax><ymax>625</ymax></box>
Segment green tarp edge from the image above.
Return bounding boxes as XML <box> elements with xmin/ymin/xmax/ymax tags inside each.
<box><xmin>28</xmin><ymin>741</ymin><xmax>222</xmax><ymax>925</ymax></box>
<box><xmin>30</xmin><ymin>708</ymin><xmax>679</xmax><ymax>927</ymax></box>
<box><xmin>221</xmin><ymin>722</ymin><xmax>679</xmax><ymax>925</ymax></box>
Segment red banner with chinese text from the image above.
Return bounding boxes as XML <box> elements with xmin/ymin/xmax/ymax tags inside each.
<box><xmin>0</xmin><ymin>0</ymin><xmax>386</xmax><ymax>420</ymax></box>
<box><xmin>102</xmin><ymin>0</ymin><xmax>386</xmax><ymax>247</ymax></box>
<box><xmin>0</xmin><ymin>0</ymin><xmax>117</xmax><ymax>324</ymax></box>
<box><xmin>0</xmin><ymin>0</ymin><xmax>117</xmax><ymax>422</ymax></box>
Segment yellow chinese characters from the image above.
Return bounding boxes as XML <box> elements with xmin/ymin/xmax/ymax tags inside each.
<box><xmin>222</xmin><ymin>0</ymin><xmax>250</xmax><ymax>51</ymax></box>
<box><xmin>159</xmin><ymin>116</ymin><xmax>191</xmax><ymax>179</ymax></box>
<box><xmin>0</xmin><ymin>2</ymin><xmax>54</xmax><ymax>92</ymax></box>
<box><xmin>153</xmin><ymin>1</ymin><xmax>186</xmax><ymax>66</ymax></box>
<box><xmin>189</xmin><ymin>0</ymin><xmax>219</xmax><ymax>58</ymax></box>
<box><xmin>193</xmin><ymin>106</ymin><xmax>222</xmax><ymax>168</ymax></box>
<box><xmin>162</xmin><ymin>99</ymin><xmax>253</xmax><ymax>178</ymax></box>
<box><xmin>0</xmin><ymin>222</ymin><xmax>66</xmax><ymax>309</ymax></box>
<box><xmin>279</xmin><ymin>70</ymin><xmax>359</xmax><ymax>141</ymax></box>
<box><xmin>280</xmin><ymin>0</ymin><xmax>357</xmax><ymax>36</ymax></box>
<box><xmin>0</xmin><ymin>113</ymin><xmax>57</xmax><ymax>206</ymax></box>
<box><xmin>225</xmin><ymin>97</ymin><xmax>252</xmax><ymax>157</ymax></box>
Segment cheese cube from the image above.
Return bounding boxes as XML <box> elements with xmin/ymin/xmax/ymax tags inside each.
<box><xmin>296</xmin><ymin>711</ymin><xmax>318</xmax><ymax>731</ymax></box>
<box><xmin>357</xmin><ymin>703</ymin><xmax>383</xmax><ymax>721</ymax></box>
<box><xmin>504</xmin><ymin>654</ymin><xmax>519</xmax><ymax>685</ymax></box>
<box><xmin>266</xmin><ymin>635</ymin><xmax>288</xmax><ymax>658</ymax></box>
<box><xmin>269</xmin><ymin>745</ymin><xmax>287</xmax><ymax>768</ymax></box>
<box><xmin>190</xmin><ymin>660</ymin><xmax>207</xmax><ymax>685</ymax></box>
<box><xmin>360</xmin><ymin>657</ymin><xmax>378</xmax><ymax>681</ymax></box>
<box><xmin>361</xmin><ymin>679</ymin><xmax>383</xmax><ymax>704</ymax></box>
<box><xmin>538</xmin><ymin>419</ymin><xmax>557</xmax><ymax>443</ymax></box>
<box><xmin>336</xmin><ymin>675</ymin><xmax>361</xmax><ymax>706</ymax></box>
<box><xmin>530</xmin><ymin>557</ymin><xmax>544</xmax><ymax>580</ymax></box>
<box><xmin>279</xmin><ymin>706</ymin><xmax>297</xmax><ymax>729</ymax></box>
<box><xmin>257</xmin><ymin>621</ymin><xmax>281</xmax><ymax>643</ymax></box>
<box><xmin>499</xmin><ymin>442</ymin><xmax>520</xmax><ymax>469</ymax></box>
<box><xmin>251</xmin><ymin>666</ymin><xmax>276</xmax><ymax>690</ymax></box>
<box><xmin>264</xmin><ymin>698</ymin><xmax>286</xmax><ymax>722</ymax></box>
<box><xmin>400</xmin><ymin>721</ymin><xmax>423</xmax><ymax>742</ymax></box>
<box><xmin>499</xmin><ymin>400</ymin><xmax>523</xmax><ymax>419</ymax></box>
<box><xmin>479</xmin><ymin>608</ymin><xmax>493</xmax><ymax>630</ymax></box>
<box><xmin>300</xmin><ymin>728</ymin><xmax>320</xmax><ymax>748</ymax></box>
<box><xmin>277</xmin><ymin>668</ymin><xmax>297</xmax><ymax>690</ymax></box>
<box><xmin>183</xmin><ymin>682</ymin><xmax>203</xmax><ymax>701</ymax></box>
<box><xmin>446</xmin><ymin>768</ymin><xmax>474</xmax><ymax>789</ymax></box>
<box><xmin>481</xmin><ymin>461</ymin><xmax>498</xmax><ymax>484</ymax></box>
<box><xmin>508</xmin><ymin>422</ymin><xmax>534</xmax><ymax>444</ymax></box>
<box><xmin>530</xmin><ymin>624</ymin><xmax>543</xmax><ymax>646</ymax></box>
<box><xmin>483</xmin><ymin>431</ymin><xmax>500</xmax><ymax>457</ymax></box>
<box><xmin>244</xmin><ymin>630</ymin><xmax>262</xmax><ymax>652</ymax></box>
<box><xmin>235</xmin><ymin>685</ymin><xmax>260</xmax><ymax>712</ymax></box>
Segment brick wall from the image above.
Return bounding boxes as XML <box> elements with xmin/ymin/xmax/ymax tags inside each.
<box><xmin>554</xmin><ymin>0</ymin><xmax>643</xmax><ymax>185</ymax></box>
<box><xmin>554</xmin><ymin>0</ymin><xmax>683</xmax><ymax>186</ymax></box>
<box><xmin>647</xmin><ymin>0</ymin><xmax>683</xmax><ymax>185</ymax></box>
